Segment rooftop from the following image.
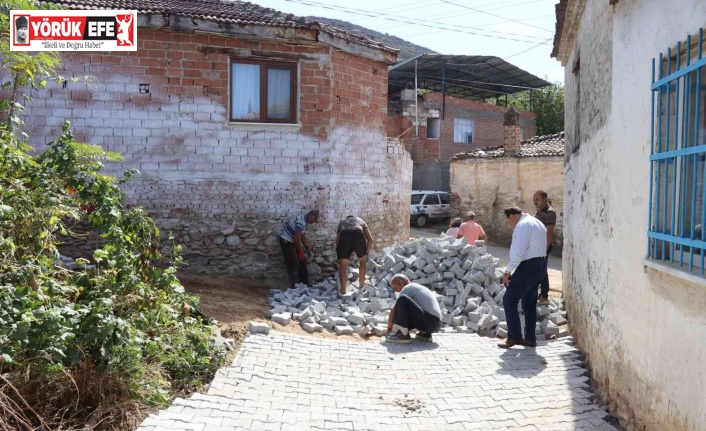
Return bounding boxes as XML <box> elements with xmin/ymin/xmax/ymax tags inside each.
<box><xmin>452</xmin><ymin>132</ymin><xmax>565</xmax><ymax>160</ymax></box>
<box><xmin>47</xmin><ymin>0</ymin><xmax>398</xmax><ymax>59</ymax></box>
<box><xmin>389</xmin><ymin>54</ymin><xmax>550</xmax><ymax>101</ymax></box>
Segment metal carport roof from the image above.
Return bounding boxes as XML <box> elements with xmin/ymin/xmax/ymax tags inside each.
<box><xmin>389</xmin><ymin>54</ymin><xmax>550</xmax><ymax>101</ymax></box>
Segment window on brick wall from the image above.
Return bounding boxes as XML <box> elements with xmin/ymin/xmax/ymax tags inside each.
<box><xmin>427</xmin><ymin>118</ymin><xmax>440</xmax><ymax>139</ymax></box>
<box><xmin>230</xmin><ymin>59</ymin><xmax>297</xmax><ymax>123</ymax></box>
<box><xmin>453</xmin><ymin>118</ymin><xmax>474</xmax><ymax>144</ymax></box>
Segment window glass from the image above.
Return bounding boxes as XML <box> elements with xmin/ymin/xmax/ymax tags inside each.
<box><xmin>454</xmin><ymin>118</ymin><xmax>475</xmax><ymax>144</ymax></box>
<box><xmin>231</xmin><ymin>63</ymin><xmax>260</xmax><ymax>121</ymax></box>
<box><xmin>267</xmin><ymin>68</ymin><xmax>292</xmax><ymax>119</ymax></box>
<box><xmin>439</xmin><ymin>193</ymin><xmax>451</xmax><ymax>204</ymax></box>
<box><xmin>423</xmin><ymin>194</ymin><xmax>440</xmax><ymax>205</ymax></box>
<box><xmin>411</xmin><ymin>194</ymin><xmax>424</xmax><ymax>205</ymax></box>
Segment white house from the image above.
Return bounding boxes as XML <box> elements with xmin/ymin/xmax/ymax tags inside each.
<box><xmin>553</xmin><ymin>0</ymin><xmax>706</xmax><ymax>429</ymax></box>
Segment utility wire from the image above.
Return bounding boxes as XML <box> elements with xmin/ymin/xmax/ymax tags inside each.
<box><xmin>505</xmin><ymin>36</ymin><xmax>554</xmax><ymax>59</ymax></box>
<box><xmin>379</xmin><ymin>0</ymin><xmax>546</xmax><ymax>33</ymax></box>
<box><xmin>438</xmin><ymin>0</ymin><xmax>554</xmax><ymax>33</ymax></box>
<box><xmin>281</xmin><ymin>0</ymin><xmax>552</xmax><ymax>44</ymax></box>
<box><xmin>395</xmin><ymin>13</ymin><xmax>554</xmax><ymax>39</ymax></box>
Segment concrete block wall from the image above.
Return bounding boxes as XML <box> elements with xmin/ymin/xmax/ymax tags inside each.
<box><xmin>17</xmin><ymin>29</ymin><xmax>412</xmax><ymax>278</ymax></box>
<box><xmin>450</xmin><ymin>157</ymin><xmax>563</xmax><ymax>253</ymax></box>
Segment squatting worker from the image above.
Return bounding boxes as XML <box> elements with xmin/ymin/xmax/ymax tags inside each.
<box><xmin>280</xmin><ymin>209</ymin><xmax>319</xmax><ymax>289</ymax></box>
<box><xmin>457</xmin><ymin>211</ymin><xmax>487</xmax><ymax>243</ymax></box>
<box><xmin>336</xmin><ymin>215</ymin><xmax>373</xmax><ymax>294</ymax></box>
<box><xmin>533</xmin><ymin>189</ymin><xmax>557</xmax><ymax>306</ymax></box>
<box><xmin>385</xmin><ymin>274</ymin><xmax>442</xmax><ymax>344</ymax></box>
<box><xmin>497</xmin><ymin>206</ymin><xmax>546</xmax><ymax>349</ymax></box>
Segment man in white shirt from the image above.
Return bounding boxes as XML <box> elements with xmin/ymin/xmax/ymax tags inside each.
<box><xmin>498</xmin><ymin>206</ymin><xmax>547</xmax><ymax>349</ymax></box>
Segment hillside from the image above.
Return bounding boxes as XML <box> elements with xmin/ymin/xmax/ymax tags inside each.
<box><xmin>311</xmin><ymin>16</ymin><xmax>437</xmax><ymax>60</ymax></box>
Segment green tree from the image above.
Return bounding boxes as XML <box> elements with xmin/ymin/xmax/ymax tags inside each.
<box><xmin>507</xmin><ymin>81</ymin><xmax>565</xmax><ymax>136</ymax></box>
<box><xmin>0</xmin><ymin>2</ymin><xmax>224</xmax><ymax>429</ymax></box>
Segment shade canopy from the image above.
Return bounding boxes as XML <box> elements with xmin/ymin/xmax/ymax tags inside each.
<box><xmin>389</xmin><ymin>54</ymin><xmax>550</xmax><ymax>101</ymax></box>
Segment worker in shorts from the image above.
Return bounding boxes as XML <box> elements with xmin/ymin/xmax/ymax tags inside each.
<box><xmin>336</xmin><ymin>215</ymin><xmax>373</xmax><ymax>294</ymax></box>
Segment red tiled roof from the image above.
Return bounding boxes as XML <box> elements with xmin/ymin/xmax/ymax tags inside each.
<box><xmin>47</xmin><ymin>0</ymin><xmax>398</xmax><ymax>55</ymax></box>
<box><xmin>452</xmin><ymin>132</ymin><xmax>565</xmax><ymax>160</ymax></box>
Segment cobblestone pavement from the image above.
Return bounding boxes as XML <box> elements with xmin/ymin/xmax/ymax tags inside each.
<box><xmin>137</xmin><ymin>332</ymin><xmax>618</xmax><ymax>431</ymax></box>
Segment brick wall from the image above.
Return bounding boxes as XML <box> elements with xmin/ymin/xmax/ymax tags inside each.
<box><xmin>387</xmin><ymin>93</ymin><xmax>536</xmax><ymax>163</ymax></box>
<box><xmin>16</xmin><ymin>28</ymin><xmax>412</xmax><ymax>279</ymax></box>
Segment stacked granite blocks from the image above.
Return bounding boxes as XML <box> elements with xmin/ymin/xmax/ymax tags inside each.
<box><xmin>265</xmin><ymin>237</ymin><xmax>568</xmax><ymax>340</ymax></box>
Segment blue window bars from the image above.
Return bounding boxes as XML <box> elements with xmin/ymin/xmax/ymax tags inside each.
<box><xmin>648</xmin><ymin>28</ymin><xmax>706</xmax><ymax>274</ymax></box>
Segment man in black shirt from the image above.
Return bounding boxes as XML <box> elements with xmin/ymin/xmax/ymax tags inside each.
<box><xmin>533</xmin><ymin>190</ymin><xmax>557</xmax><ymax>306</ymax></box>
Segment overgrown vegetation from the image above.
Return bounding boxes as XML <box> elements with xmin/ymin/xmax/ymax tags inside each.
<box><xmin>0</xmin><ymin>2</ymin><xmax>224</xmax><ymax>429</ymax></box>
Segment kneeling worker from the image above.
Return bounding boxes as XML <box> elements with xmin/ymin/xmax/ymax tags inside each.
<box><xmin>386</xmin><ymin>274</ymin><xmax>442</xmax><ymax>344</ymax></box>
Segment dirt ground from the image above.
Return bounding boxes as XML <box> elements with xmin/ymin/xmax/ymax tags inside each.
<box><xmin>178</xmin><ymin>272</ymin><xmax>380</xmax><ymax>343</ymax></box>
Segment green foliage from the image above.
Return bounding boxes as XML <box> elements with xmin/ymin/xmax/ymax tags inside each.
<box><xmin>506</xmin><ymin>81</ymin><xmax>565</xmax><ymax>136</ymax></box>
<box><xmin>0</xmin><ymin>1</ymin><xmax>224</xmax><ymax>425</ymax></box>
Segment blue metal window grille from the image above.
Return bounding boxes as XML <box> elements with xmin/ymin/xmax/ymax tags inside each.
<box><xmin>648</xmin><ymin>28</ymin><xmax>706</xmax><ymax>274</ymax></box>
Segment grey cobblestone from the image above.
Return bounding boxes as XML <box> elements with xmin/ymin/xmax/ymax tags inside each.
<box><xmin>136</xmin><ymin>332</ymin><xmax>617</xmax><ymax>430</ymax></box>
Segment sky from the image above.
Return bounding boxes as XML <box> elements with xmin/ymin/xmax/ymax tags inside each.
<box><xmin>255</xmin><ymin>0</ymin><xmax>565</xmax><ymax>84</ymax></box>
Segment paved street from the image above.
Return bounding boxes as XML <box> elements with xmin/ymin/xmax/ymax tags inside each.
<box><xmin>137</xmin><ymin>332</ymin><xmax>617</xmax><ymax>431</ymax></box>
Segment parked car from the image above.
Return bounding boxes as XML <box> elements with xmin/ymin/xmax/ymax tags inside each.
<box><xmin>410</xmin><ymin>190</ymin><xmax>452</xmax><ymax>227</ymax></box>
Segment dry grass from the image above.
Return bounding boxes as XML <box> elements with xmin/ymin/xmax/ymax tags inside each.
<box><xmin>0</xmin><ymin>362</ymin><xmax>150</xmax><ymax>431</ymax></box>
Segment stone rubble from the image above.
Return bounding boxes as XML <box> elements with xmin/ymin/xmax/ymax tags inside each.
<box><xmin>266</xmin><ymin>237</ymin><xmax>568</xmax><ymax>340</ymax></box>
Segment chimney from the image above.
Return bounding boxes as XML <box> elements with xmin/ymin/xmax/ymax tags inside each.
<box><xmin>503</xmin><ymin>108</ymin><xmax>521</xmax><ymax>156</ymax></box>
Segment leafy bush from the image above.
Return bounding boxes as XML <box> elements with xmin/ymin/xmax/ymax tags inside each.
<box><xmin>0</xmin><ymin>2</ymin><xmax>224</xmax><ymax>429</ymax></box>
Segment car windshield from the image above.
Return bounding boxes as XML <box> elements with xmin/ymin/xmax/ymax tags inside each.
<box><xmin>411</xmin><ymin>194</ymin><xmax>423</xmax><ymax>205</ymax></box>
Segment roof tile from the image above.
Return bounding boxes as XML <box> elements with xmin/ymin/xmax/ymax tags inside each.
<box><xmin>452</xmin><ymin>132</ymin><xmax>565</xmax><ymax>160</ymax></box>
<box><xmin>47</xmin><ymin>0</ymin><xmax>397</xmax><ymax>54</ymax></box>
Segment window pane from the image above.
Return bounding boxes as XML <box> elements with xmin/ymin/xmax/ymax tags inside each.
<box><xmin>232</xmin><ymin>63</ymin><xmax>260</xmax><ymax>121</ymax></box>
<box><xmin>267</xmin><ymin>68</ymin><xmax>292</xmax><ymax>120</ymax></box>
<box><xmin>454</xmin><ymin>118</ymin><xmax>475</xmax><ymax>144</ymax></box>
<box><xmin>423</xmin><ymin>194</ymin><xmax>440</xmax><ymax>205</ymax></box>
<box><xmin>411</xmin><ymin>194</ymin><xmax>423</xmax><ymax>205</ymax></box>
<box><xmin>427</xmin><ymin>118</ymin><xmax>440</xmax><ymax>139</ymax></box>
<box><xmin>440</xmin><ymin>194</ymin><xmax>450</xmax><ymax>204</ymax></box>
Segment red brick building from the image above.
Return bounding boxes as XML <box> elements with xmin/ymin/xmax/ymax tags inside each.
<box><xmin>23</xmin><ymin>0</ymin><xmax>412</xmax><ymax>278</ymax></box>
<box><xmin>386</xmin><ymin>55</ymin><xmax>546</xmax><ymax>191</ymax></box>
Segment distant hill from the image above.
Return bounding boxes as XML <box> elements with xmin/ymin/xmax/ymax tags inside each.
<box><xmin>310</xmin><ymin>16</ymin><xmax>437</xmax><ymax>61</ymax></box>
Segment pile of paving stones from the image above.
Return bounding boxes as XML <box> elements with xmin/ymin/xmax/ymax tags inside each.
<box><xmin>258</xmin><ymin>237</ymin><xmax>569</xmax><ymax>340</ymax></box>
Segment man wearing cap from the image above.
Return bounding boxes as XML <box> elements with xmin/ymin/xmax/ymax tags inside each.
<box><xmin>280</xmin><ymin>209</ymin><xmax>319</xmax><ymax>289</ymax></box>
<box><xmin>15</xmin><ymin>16</ymin><xmax>28</xmax><ymax>44</ymax></box>
<box><xmin>336</xmin><ymin>215</ymin><xmax>374</xmax><ymax>294</ymax></box>
<box><xmin>457</xmin><ymin>211</ymin><xmax>487</xmax><ymax>243</ymax></box>
<box><xmin>498</xmin><ymin>206</ymin><xmax>547</xmax><ymax>349</ymax></box>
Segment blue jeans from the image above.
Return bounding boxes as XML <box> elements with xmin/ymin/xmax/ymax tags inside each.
<box><xmin>503</xmin><ymin>256</ymin><xmax>545</xmax><ymax>343</ymax></box>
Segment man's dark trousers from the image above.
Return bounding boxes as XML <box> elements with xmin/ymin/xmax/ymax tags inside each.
<box><xmin>392</xmin><ymin>295</ymin><xmax>441</xmax><ymax>333</ymax></box>
<box><xmin>503</xmin><ymin>256</ymin><xmax>545</xmax><ymax>343</ymax></box>
<box><xmin>539</xmin><ymin>245</ymin><xmax>553</xmax><ymax>299</ymax></box>
<box><xmin>280</xmin><ymin>238</ymin><xmax>309</xmax><ymax>289</ymax></box>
